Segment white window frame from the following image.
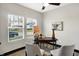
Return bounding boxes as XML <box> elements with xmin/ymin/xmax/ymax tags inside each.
<box><xmin>8</xmin><ymin>14</ymin><xmax>24</xmax><ymax>42</ymax></box>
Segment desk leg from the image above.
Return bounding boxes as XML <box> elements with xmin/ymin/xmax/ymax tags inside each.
<box><xmin>53</xmin><ymin>42</ymin><xmax>56</xmax><ymax>49</ymax></box>
<box><xmin>52</xmin><ymin>42</ymin><xmax>54</xmax><ymax>49</ymax></box>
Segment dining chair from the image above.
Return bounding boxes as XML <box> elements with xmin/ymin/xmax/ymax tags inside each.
<box><xmin>50</xmin><ymin>45</ymin><xmax>75</xmax><ymax>56</ymax></box>
<box><xmin>25</xmin><ymin>43</ymin><xmax>51</xmax><ymax>56</ymax></box>
<box><xmin>61</xmin><ymin>45</ymin><xmax>75</xmax><ymax>56</ymax></box>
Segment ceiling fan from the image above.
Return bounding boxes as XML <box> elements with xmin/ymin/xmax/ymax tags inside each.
<box><xmin>42</xmin><ymin>3</ymin><xmax>60</xmax><ymax>10</ymax></box>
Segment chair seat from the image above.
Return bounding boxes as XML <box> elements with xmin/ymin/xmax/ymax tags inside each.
<box><xmin>50</xmin><ymin>47</ymin><xmax>62</xmax><ymax>56</ymax></box>
<box><xmin>40</xmin><ymin>49</ymin><xmax>51</xmax><ymax>56</ymax></box>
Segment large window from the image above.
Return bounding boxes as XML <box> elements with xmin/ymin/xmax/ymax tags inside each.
<box><xmin>8</xmin><ymin>14</ymin><xmax>24</xmax><ymax>42</ymax></box>
<box><xmin>26</xmin><ymin>18</ymin><xmax>37</xmax><ymax>35</ymax></box>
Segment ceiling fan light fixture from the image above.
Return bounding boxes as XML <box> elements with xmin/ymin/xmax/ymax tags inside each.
<box><xmin>49</xmin><ymin>3</ymin><xmax>60</xmax><ymax>6</ymax></box>
<box><xmin>42</xmin><ymin>6</ymin><xmax>45</xmax><ymax>10</ymax></box>
<box><xmin>42</xmin><ymin>3</ymin><xmax>60</xmax><ymax>10</ymax></box>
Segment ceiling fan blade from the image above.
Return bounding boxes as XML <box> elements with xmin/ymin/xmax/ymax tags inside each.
<box><xmin>49</xmin><ymin>3</ymin><xmax>60</xmax><ymax>6</ymax></box>
<box><xmin>42</xmin><ymin>6</ymin><xmax>45</xmax><ymax>10</ymax></box>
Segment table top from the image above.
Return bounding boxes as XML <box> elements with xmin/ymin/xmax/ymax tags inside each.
<box><xmin>37</xmin><ymin>37</ymin><xmax>58</xmax><ymax>43</ymax></box>
<box><xmin>38</xmin><ymin>37</ymin><xmax>57</xmax><ymax>41</ymax></box>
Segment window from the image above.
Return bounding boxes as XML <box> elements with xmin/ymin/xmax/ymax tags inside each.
<box><xmin>8</xmin><ymin>14</ymin><xmax>24</xmax><ymax>42</ymax></box>
<box><xmin>26</xmin><ymin>18</ymin><xmax>37</xmax><ymax>35</ymax></box>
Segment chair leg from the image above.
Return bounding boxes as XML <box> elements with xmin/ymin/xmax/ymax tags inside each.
<box><xmin>50</xmin><ymin>54</ymin><xmax>53</xmax><ymax>56</ymax></box>
<box><xmin>25</xmin><ymin>51</ymin><xmax>27</xmax><ymax>56</ymax></box>
<box><xmin>73</xmin><ymin>53</ymin><xmax>74</xmax><ymax>56</ymax></box>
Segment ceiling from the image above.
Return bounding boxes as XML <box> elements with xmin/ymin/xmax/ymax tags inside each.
<box><xmin>18</xmin><ymin>3</ymin><xmax>70</xmax><ymax>13</ymax></box>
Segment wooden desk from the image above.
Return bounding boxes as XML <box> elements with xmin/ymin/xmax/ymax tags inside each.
<box><xmin>38</xmin><ymin>37</ymin><xmax>57</xmax><ymax>44</ymax></box>
<box><xmin>34</xmin><ymin>37</ymin><xmax>58</xmax><ymax>49</ymax></box>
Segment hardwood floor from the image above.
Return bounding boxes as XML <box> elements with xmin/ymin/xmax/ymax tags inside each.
<box><xmin>8</xmin><ymin>49</ymin><xmax>25</xmax><ymax>56</ymax></box>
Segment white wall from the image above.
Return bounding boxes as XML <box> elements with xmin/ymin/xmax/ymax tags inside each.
<box><xmin>43</xmin><ymin>3</ymin><xmax>79</xmax><ymax>49</ymax></box>
<box><xmin>0</xmin><ymin>3</ymin><xmax>42</xmax><ymax>54</ymax></box>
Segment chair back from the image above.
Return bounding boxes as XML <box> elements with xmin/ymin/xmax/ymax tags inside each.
<box><xmin>60</xmin><ymin>45</ymin><xmax>74</xmax><ymax>56</ymax></box>
<box><xmin>25</xmin><ymin>43</ymin><xmax>41</xmax><ymax>56</ymax></box>
<box><xmin>50</xmin><ymin>45</ymin><xmax>74</xmax><ymax>56</ymax></box>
